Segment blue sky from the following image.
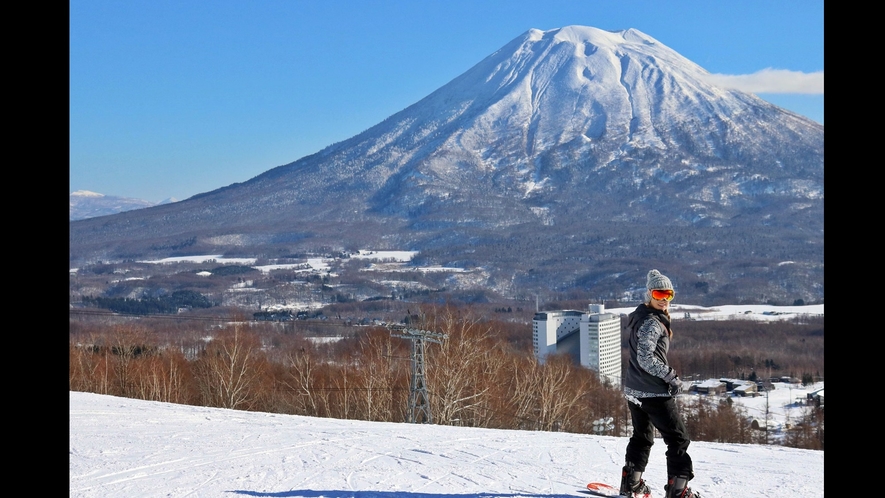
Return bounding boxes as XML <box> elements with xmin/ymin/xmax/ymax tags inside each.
<box><xmin>70</xmin><ymin>0</ymin><xmax>824</xmax><ymax>203</ymax></box>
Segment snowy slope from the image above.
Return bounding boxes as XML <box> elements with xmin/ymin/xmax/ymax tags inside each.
<box><xmin>70</xmin><ymin>391</ymin><xmax>823</xmax><ymax>498</ymax></box>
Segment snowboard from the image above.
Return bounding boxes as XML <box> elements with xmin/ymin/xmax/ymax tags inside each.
<box><xmin>583</xmin><ymin>482</ymin><xmax>652</xmax><ymax>498</ymax></box>
<box><xmin>583</xmin><ymin>482</ymin><xmax>623</xmax><ymax>497</ymax></box>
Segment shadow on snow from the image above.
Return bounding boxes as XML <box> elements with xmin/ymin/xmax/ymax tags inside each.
<box><xmin>229</xmin><ymin>490</ymin><xmax>585</xmax><ymax>498</ymax></box>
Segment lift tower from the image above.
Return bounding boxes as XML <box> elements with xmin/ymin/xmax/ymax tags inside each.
<box><xmin>387</xmin><ymin>323</ymin><xmax>447</xmax><ymax>423</ymax></box>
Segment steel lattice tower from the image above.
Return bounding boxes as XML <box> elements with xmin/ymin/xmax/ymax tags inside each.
<box><xmin>387</xmin><ymin>323</ymin><xmax>447</xmax><ymax>424</ymax></box>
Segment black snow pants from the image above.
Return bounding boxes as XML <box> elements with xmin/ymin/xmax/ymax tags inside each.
<box><xmin>624</xmin><ymin>396</ymin><xmax>694</xmax><ymax>480</ymax></box>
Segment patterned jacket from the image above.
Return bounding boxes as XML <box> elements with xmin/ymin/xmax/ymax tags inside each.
<box><xmin>623</xmin><ymin>303</ymin><xmax>676</xmax><ymax>400</ymax></box>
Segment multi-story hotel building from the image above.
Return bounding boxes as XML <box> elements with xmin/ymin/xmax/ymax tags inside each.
<box><xmin>532</xmin><ymin>304</ymin><xmax>622</xmax><ymax>386</ymax></box>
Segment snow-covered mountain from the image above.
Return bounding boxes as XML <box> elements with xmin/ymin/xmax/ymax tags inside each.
<box><xmin>241</xmin><ymin>26</ymin><xmax>821</xmax><ymax>221</ymax></box>
<box><xmin>69</xmin><ymin>26</ymin><xmax>823</xmax><ymax>305</ymax></box>
<box><xmin>69</xmin><ymin>190</ymin><xmax>176</xmax><ymax>221</ymax></box>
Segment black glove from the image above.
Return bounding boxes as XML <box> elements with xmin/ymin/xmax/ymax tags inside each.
<box><xmin>663</xmin><ymin>369</ymin><xmax>682</xmax><ymax>395</ymax></box>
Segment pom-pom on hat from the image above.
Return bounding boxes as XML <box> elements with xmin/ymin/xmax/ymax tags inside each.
<box><xmin>645</xmin><ymin>269</ymin><xmax>674</xmax><ymax>302</ymax></box>
<box><xmin>646</xmin><ymin>269</ymin><xmax>674</xmax><ymax>291</ymax></box>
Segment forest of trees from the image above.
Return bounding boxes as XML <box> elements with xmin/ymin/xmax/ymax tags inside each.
<box><xmin>69</xmin><ymin>305</ymin><xmax>823</xmax><ymax>451</ymax></box>
<box><xmin>82</xmin><ymin>290</ymin><xmax>214</xmax><ymax>314</ymax></box>
<box><xmin>663</xmin><ymin>317</ymin><xmax>824</xmax><ymax>383</ymax></box>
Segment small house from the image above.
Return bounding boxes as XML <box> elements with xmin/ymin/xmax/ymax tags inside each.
<box><xmin>733</xmin><ymin>383</ymin><xmax>758</xmax><ymax>397</ymax></box>
<box><xmin>695</xmin><ymin>379</ymin><xmax>726</xmax><ymax>395</ymax></box>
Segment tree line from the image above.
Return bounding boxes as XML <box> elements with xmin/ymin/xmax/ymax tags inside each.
<box><xmin>69</xmin><ymin>305</ymin><xmax>823</xmax><ymax>450</ymax></box>
<box><xmin>663</xmin><ymin>316</ymin><xmax>824</xmax><ymax>384</ymax></box>
<box><xmin>82</xmin><ymin>290</ymin><xmax>214</xmax><ymax>314</ymax></box>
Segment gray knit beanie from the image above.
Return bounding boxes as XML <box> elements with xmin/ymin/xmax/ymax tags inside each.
<box><xmin>645</xmin><ymin>269</ymin><xmax>674</xmax><ymax>301</ymax></box>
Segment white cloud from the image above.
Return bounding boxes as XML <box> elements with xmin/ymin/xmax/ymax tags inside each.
<box><xmin>703</xmin><ymin>68</ymin><xmax>823</xmax><ymax>94</ymax></box>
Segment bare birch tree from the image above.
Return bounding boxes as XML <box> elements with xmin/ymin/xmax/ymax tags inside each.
<box><xmin>107</xmin><ymin>324</ymin><xmax>151</xmax><ymax>397</ymax></box>
<box><xmin>423</xmin><ymin>306</ymin><xmax>499</xmax><ymax>426</ymax></box>
<box><xmin>194</xmin><ymin>324</ymin><xmax>265</xmax><ymax>410</ymax></box>
<box><xmin>131</xmin><ymin>350</ymin><xmax>191</xmax><ymax>404</ymax></box>
<box><xmin>69</xmin><ymin>338</ymin><xmax>111</xmax><ymax>395</ymax></box>
<box><xmin>284</xmin><ymin>346</ymin><xmax>320</xmax><ymax>416</ymax></box>
<box><xmin>352</xmin><ymin>329</ymin><xmax>401</xmax><ymax>422</ymax></box>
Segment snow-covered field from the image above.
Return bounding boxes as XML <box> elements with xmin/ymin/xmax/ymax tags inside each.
<box><xmin>607</xmin><ymin>303</ymin><xmax>823</xmax><ymax>322</ymax></box>
<box><xmin>74</xmin><ymin>253</ymin><xmax>824</xmax><ymax>326</ymax></box>
<box><xmin>70</xmin><ymin>391</ymin><xmax>823</xmax><ymax>498</ymax></box>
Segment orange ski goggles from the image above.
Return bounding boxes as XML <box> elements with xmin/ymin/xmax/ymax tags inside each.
<box><xmin>650</xmin><ymin>289</ymin><xmax>675</xmax><ymax>301</ymax></box>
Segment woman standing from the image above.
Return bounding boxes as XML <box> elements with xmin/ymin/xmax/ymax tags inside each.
<box><xmin>619</xmin><ymin>270</ymin><xmax>700</xmax><ymax>498</ymax></box>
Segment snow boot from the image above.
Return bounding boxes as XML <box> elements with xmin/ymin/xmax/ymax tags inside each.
<box><xmin>664</xmin><ymin>476</ymin><xmax>701</xmax><ymax>498</ymax></box>
<box><xmin>619</xmin><ymin>462</ymin><xmax>651</xmax><ymax>497</ymax></box>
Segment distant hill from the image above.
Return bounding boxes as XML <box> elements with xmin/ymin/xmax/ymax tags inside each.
<box><xmin>70</xmin><ymin>190</ymin><xmax>176</xmax><ymax>221</ymax></box>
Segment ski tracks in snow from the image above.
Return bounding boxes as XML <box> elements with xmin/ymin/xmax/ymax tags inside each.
<box><xmin>70</xmin><ymin>392</ymin><xmax>824</xmax><ymax>498</ymax></box>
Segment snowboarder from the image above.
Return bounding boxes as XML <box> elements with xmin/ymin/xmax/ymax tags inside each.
<box><xmin>620</xmin><ymin>269</ymin><xmax>700</xmax><ymax>498</ymax></box>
